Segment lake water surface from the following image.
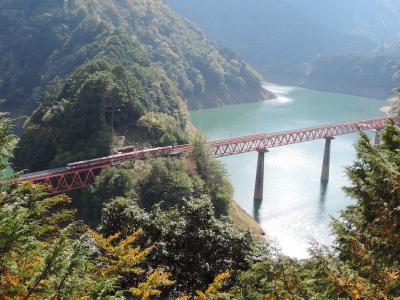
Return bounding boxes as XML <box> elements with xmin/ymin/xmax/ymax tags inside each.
<box><xmin>190</xmin><ymin>84</ymin><xmax>385</xmax><ymax>258</ymax></box>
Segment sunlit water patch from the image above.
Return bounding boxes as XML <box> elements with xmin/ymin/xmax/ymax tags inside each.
<box><xmin>191</xmin><ymin>84</ymin><xmax>384</xmax><ymax>258</ymax></box>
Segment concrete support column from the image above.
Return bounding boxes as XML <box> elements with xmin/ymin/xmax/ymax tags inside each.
<box><xmin>321</xmin><ymin>137</ymin><xmax>333</xmax><ymax>182</ymax></box>
<box><xmin>374</xmin><ymin>129</ymin><xmax>382</xmax><ymax>146</ymax></box>
<box><xmin>254</xmin><ymin>149</ymin><xmax>266</xmax><ymax>201</ymax></box>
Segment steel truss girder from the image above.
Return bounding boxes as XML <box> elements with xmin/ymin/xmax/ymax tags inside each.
<box><xmin>18</xmin><ymin>116</ymin><xmax>398</xmax><ymax>194</ymax></box>
<box><xmin>30</xmin><ymin>167</ymin><xmax>102</xmax><ymax>194</ymax></box>
<box><xmin>210</xmin><ymin>116</ymin><xmax>397</xmax><ymax>157</ymax></box>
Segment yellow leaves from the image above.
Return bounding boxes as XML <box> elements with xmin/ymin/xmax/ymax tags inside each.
<box><xmin>198</xmin><ymin>271</ymin><xmax>230</xmax><ymax>299</ymax></box>
<box><xmin>177</xmin><ymin>271</ymin><xmax>232</xmax><ymax>300</ymax></box>
<box><xmin>91</xmin><ymin>230</ymin><xmax>154</xmax><ymax>277</ymax></box>
<box><xmin>129</xmin><ymin>268</ymin><xmax>175</xmax><ymax>300</ymax></box>
<box><xmin>328</xmin><ymin>272</ymin><xmax>375</xmax><ymax>300</ymax></box>
<box><xmin>380</xmin><ymin>268</ymin><xmax>400</xmax><ymax>284</ymax></box>
<box><xmin>377</xmin><ymin>268</ymin><xmax>400</xmax><ymax>295</ymax></box>
<box><xmin>386</xmin><ymin>269</ymin><xmax>400</xmax><ymax>281</ymax></box>
<box><xmin>4</xmin><ymin>271</ymin><xmax>20</xmax><ymax>286</ymax></box>
<box><xmin>93</xmin><ymin>230</ymin><xmax>176</xmax><ymax>299</ymax></box>
<box><xmin>0</xmin><ymin>252</ymin><xmax>44</xmax><ymax>300</ymax></box>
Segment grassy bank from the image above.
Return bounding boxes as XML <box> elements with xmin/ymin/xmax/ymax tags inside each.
<box><xmin>231</xmin><ymin>202</ymin><xmax>265</xmax><ymax>238</ymax></box>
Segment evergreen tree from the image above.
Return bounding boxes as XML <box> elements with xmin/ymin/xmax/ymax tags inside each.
<box><xmin>99</xmin><ymin>196</ymin><xmax>259</xmax><ymax>297</ymax></box>
<box><xmin>332</xmin><ymin>122</ymin><xmax>400</xmax><ymax>296</ymax></box>
<box><xmin>234</xmin><ymin>123</ymin><xmax>400</xmax><ymax>299</ymax></box>
<box><xmin>0</xmin><ymin>111</ymin><xmax>184</xmax><ymax>299</ymax></box>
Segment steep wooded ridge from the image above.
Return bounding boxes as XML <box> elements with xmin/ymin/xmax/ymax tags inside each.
<box><xmin>0</xmin><ymin>0</ymin><xmax>272</xmax><ymax>117</ymax></box>
<box><xmin>4</xmin><ymin>0</ymin><xmax>273</xmax><ymax>172</ymax></box>
<box><xmin>167</xmin><ymin>0</ymin><xmax>400</xmax><ymax>99</ymax></box>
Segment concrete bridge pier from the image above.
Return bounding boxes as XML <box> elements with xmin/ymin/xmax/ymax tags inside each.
<box><xmin>373</xmin><ymin>129</ymin><xmax>382</xmax><ymax>146</ymax></box>
<box><xmin>321</xmin><ymin>137</ymin><xmax>334</xmax><ymax>182</ymax></box>
<box><xmin>254</xmin><ymin>149</ymin><xmax>267</xmax><ymax>202</ymax></box>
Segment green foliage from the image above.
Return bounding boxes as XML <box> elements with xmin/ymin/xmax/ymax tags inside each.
<box><xmin>138</xmin><ymin>158</ymin><xmax>204</xmax><ymax>210</ymax></box>
<box><xmin>72</xmin><ymin>0</ymin><xmax>266</xmax><ymax>108</ymax></box>
<box><xmin>99</xmin><ymin>196</ymin><xmax>258</xmax><ymax>297</ymax></box>
<box><xmin>78</xmin><ymin>148</ymin><xmax>232</xmax><ymax>226</ymax></box>
<box><xmin>392</xmin><ymin>87</ymin><xmax>400</xmax><ymax>115</ymax></box>
<box><xmin>78</xmin><ymin>166</ymin><xmax>135</xmax><ymax>227</ymax></box>
<box><xmin>0</xmin><ymin>115</ymin><xmax>188</xmax><ymax>299</ymax></box>
<box><xmin>189</xmin><ymin>133</ymin><xmax>234</xmax><ymax>216</ymax></box>
<box><xmin>302</xmin><ymin>53</ymin><xmax>400</xmax><ymax>99</ymax></box>
<box><xmin>138</xmin><ymin>112</ymin><xmax>188</xmax><ymax>146</ymax></box>
<box><xmin>331</xmin><ymin>122</ymin><xmax>400</xmax><ymax>296</ymax></box>
<box><xmin>0</xmin><ymin>0</ymin><xmax>265</xmax><ymax>117</ymax></box>
<box><xmin>0</xmin><ymin>181</ymin><xmax>115</xmax><ymax>298</ymax></box>
<box><xmin>14</xmin><ymin>59</ymin><xmax>188</xmax><ymax>171</ymax></box>
<box><xmin>0</xmin><ymin>181</ymin><xmax>178</xmax><ymax>299</ymax></box>
<box><xmin>168</xmin><ymin>0</ymin><xmax>400</xmax><ymax>98</ymax></box>
<box><xmin>1</xmin><ymin>113</ymin><xmax>113</xmax><ymax>298</ymax></box>
<box><xmin>234</xmin><ymin>124</ymin><xmax>400</xmax><ymax>299</ymax></box>
<box><xmin>0</xmin><ymin>109</ymin><xmax>17</xmax><ymax>175</ymax></box>
<box><xmin>235</xmin><ymin>245</ymin><xmax>390</xmax><ymax>300</ymax></box>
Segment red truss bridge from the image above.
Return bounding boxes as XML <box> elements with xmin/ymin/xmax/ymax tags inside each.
<box><xmin>16</xmin><ymin>115</ymin><xmax>399</xmax><ymax>195</ymax></box>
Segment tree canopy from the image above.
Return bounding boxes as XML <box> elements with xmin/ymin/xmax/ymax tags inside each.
<box><xmin>0</xmin><ymin>0</ymin><xmax>268</xmax><ymax>117</ymax></box>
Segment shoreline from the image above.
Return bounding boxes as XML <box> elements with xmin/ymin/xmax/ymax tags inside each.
<box><xmin>380</xmin><ymin>96</ymin><xmax>399</xmax><ymax>114</ymax></box>
<box><xmin>261</xmin><ymin>83</ymin><xmax>278</xmax><ymax>101</ymax></box>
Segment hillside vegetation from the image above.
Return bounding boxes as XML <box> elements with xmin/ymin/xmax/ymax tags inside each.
<box><xmin>2</xmin><ymin>99</ymin><xmax>400</xmax><ymax>298</ymax></box>
<box><xmin>2</xmin><ymin>1</ymin><xmax>399</xmax><ymax>298</ymax></box>
<box><xmin>8</xmin><ymin>0</ymin><xmax>273</xmax><ymax>172</ymax></box>
<box><xmin>0</xmin><ymin>0</ymin><xmax>271</xmax><ymax>117</ymax></box>
<box><xmin>303</xmin><ymin>54</ymin><xmax>400</xmax><ymax>98</ymax></box>
<box><xmin>13</xmin><ymin>59</ymin><xmax>188</xmax><ymax>171</ymax></box>
<box><xmin>167</xmin><ymin>0</ymin><xmax>400</xmax><ymax>98</ymax></box>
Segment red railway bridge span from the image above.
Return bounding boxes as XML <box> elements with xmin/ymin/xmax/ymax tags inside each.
<box><xmin>17</xmin><ymin>115</ymin><xmax>399</xmax><ymax>199</ymax></box>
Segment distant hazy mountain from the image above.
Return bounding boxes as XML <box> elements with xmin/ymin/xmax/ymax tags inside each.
<box><xmin>287</xmin><ymin>0</ymin><xmax>400</xmax><ymax>42</ymax></box>
<box><xmin>167</xmin><ymin>0</ymin><xmax>400</xmax><ymax>98</ymax></box>
<box><xmin>303</xmin><ymin>54</ymin><xmax>400</xmax><ymax>98</ymax></box>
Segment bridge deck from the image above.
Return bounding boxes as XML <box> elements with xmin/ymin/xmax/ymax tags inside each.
<box><xmin>15</xmin><ymin>115</ymin><xmax>399</xmax><ymax>194</ymax></box>
<box><xmin>18</xmin><ymin>167</ymin><xmax>68</xmax><ymax>181</ymax></box>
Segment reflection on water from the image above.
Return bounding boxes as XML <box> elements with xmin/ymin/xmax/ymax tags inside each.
<box><xmin>318</xmin><ymin>181</ymin><xmax>329</xmax><ymax>218</ymax></box>
<box><xmin>319</xmin><ymin>181</ymin><xmax>329</xmax><ymax>202</ymax></box>
<box><xmin>191</xmin><ymin>83</ymin><xmax>383</xmax><ymax>258</ymax></box>
<box><xmin>253</xmin><ymin>198</ymin><xmax>262</xmax><ymax>223</ymax></box>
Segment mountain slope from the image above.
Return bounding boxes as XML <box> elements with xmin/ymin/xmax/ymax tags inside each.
<box><xmin>166</xmin><ymin>0</ymin><xmax>378</xmax><ymax>79</ymax></box>
<box><xmin>303</xmin><ymin>54</ymin><xmax>400</xmax><ymax>98</ymax></box>
<box><xmin>9</xmin><ymin>0</ymin><xmax>273</xmax><ymax>172</ymax></box>
<box><xmin>167</xmin><ymin>0</ymin><xmax>400</xmax><ymax>98</ymax></box>
<box><xmin>0</xmin><ymin>0</ymin><xmax>272</xmax><ymax>117</ymax></box>
<box><xmin>76</xmin><ymin>0</ymin><xmax>274</xmax><ymax>108</ymax></box>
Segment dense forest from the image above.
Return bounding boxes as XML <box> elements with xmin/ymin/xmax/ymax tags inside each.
<box><xmin>13</xmin><ymin>59</ymin><xmax>188</xmax><ymax>171</ymax></box>
<box><xmin>0</xmin><ymin>0</ymin><xmax>272</xmax><ymax>117</ymax></box>
<box><xmin>2</xmin><ymin>96</ymin><xmax>400</xmax><ymax>299</ymax></box>
<box><xmin>6</xmin><ymin>0</ymin><xmax>274</xmax><ymax>173</ymax></box>
<box><xmin>2</xmin><ymin>0</ymin><xmax>400</xmax><ymax>298</ymax></box>
<box><xmin>167</xmin><ymin>0</ymin><xmax>400</xmax><ymax>98</ymax></box>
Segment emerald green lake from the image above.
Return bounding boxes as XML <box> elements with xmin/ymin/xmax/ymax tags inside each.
<box><xmin>190</xmin><ymin>84</ymin><xmax>386</xmax><ymax>258</ymax></box>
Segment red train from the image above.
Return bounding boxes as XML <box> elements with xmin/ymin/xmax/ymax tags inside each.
<box><xmin>65</xmin><ymin>144</ymin><xmax>192</xmax><ymax>170</ymax></box>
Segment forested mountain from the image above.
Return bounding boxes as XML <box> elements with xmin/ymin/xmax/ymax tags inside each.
<box><xmin>167</xmin><ymin>0</ymin><xmax>400</xmax><ymax>98</ymax></box>
<box><xmin>1</xmin><ymin>1</ymin><xmax>400</xmax><ymax>298</ymax></box>
<box><xmin>303</xmin><ymin>54</ymin><xmax>400</xmax><ymax>98</ymax></box>
<box><xmin>4</xmin><ymin>0</ymin><xmax>274</xmax><ymax>171</ymax></box>
<box><xmin>2</xmin><ymin>97</ymin><xmax>400</xmax><ymax>298</ymax></box>
<box><xmin>0</xmin><ymin>0</ymin><xmax>271</xmax><ymax>116</ymax></box>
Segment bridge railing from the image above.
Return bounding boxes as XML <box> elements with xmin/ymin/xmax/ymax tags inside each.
<box><xmin>211</xmin><ymin>116</ymin><xmax>398</xmax><ymax>157</ymax></box>
<box><xmin>15</xmin><ymin>115</ymin><xmax>399</xmax><ymax>194</ymax></box>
